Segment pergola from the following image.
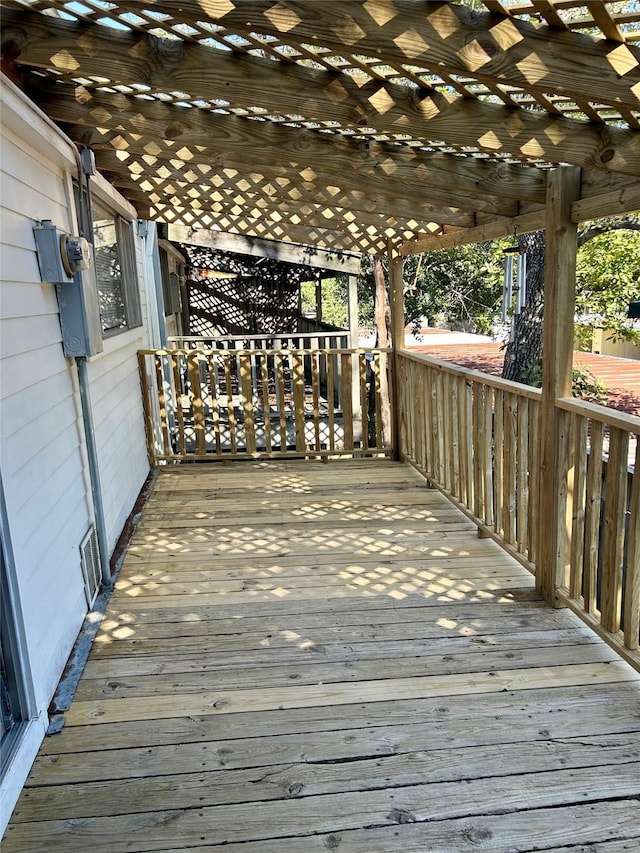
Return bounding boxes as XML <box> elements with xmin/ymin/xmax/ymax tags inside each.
<box><xmin>2</xmin><ymin>0</ymin><xmax>639</xmax><ymax>255</ymax></box>
<box><xmin>3</xmin><ymin>0</ymin><xmax>640</xmax><ymax>630</ymax></box>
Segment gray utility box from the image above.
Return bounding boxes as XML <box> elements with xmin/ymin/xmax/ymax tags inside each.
<box><xmin>55</xmin><ymin>263</ymin><xmax>103</xmax><ymax>357</ymax></box>
<box><xmin>33</xmin><ymin>220</ymin><xmax>103</xmax><ymax>357</ymax></box>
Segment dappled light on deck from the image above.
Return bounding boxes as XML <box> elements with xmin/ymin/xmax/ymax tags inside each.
<box><xmin>5</xmin><ymin>460</ymin><xmax>639</xmax><ymax>851</ymax></box>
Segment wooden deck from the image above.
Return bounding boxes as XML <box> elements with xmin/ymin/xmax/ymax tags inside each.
<box><xmin>4</xmin><ymin>460</ymin><xmax>640</xmax><ymax>852</ymax></box>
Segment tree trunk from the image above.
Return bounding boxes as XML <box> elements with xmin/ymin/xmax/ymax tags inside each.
<box><xmin>372</xmin><ymin>255</ymin><xmax>392</xmax><ymax>445</ymax></box>
<box><xmin>502</xmin><ymin>231</ymin><xmax>545</xmax><ymax>383</ymax></box>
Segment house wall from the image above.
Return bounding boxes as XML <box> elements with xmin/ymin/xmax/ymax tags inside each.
<box><xmin>0</xmin><ymin>78</ymin><xmax>152</xmax><ymax>829</ymax></box>
<box><xmin>579</xmin><ymin>326</ymin><xmax>640</xmax><ymax>361</ymax></box>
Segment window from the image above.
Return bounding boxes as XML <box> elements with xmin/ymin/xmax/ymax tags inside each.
<box><xmin>92</xmin><ymin>200</ymin><xmax>141</xmax><ymax>336</ymax></box>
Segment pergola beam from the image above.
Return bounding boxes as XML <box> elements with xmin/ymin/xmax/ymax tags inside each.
<box><xmin>399</xmin><ymin>211</ymin><xmax>547</xmax><ymax>255</ymax></box>
<box><xmin>33</xmin><ymin>83</ymin><xmax>531</xmax><ymax>216</ymax></box>
<box><xmin>161</xmin><ymin>208</ymin><xmax>385</xmax><ymax>253</ymax></box>
<box><xmin>169</xmin><ymin>227</ymin><xmax>363</xmax><ymax>275</ymax></box>
<box><xmin>7</xmin><ymin>9</ymin><xmax>639</xmax><ymax>176</ymax></box>
<box><xmin>119</xmin><ymin>0</ymin><xmax>640</xmax><ymax>113</ymax></box>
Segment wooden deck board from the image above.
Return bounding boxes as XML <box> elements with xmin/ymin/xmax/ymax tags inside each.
<box><xmin>4</xmin><ymin>460</ymin><xmax>640</xmax><ymax>852</ymax></box>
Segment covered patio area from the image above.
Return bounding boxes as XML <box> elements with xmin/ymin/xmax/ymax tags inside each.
<box><xmin>4</xmin><ymin>460</ymin><xmax>639</xmax><ymax>852</ymax></box>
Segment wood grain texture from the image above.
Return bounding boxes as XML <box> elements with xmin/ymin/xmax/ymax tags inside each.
<box><xmin>4</xmin><ymin>460</ymin><xmax>639</xmax><ymax>852</ymax></box>
<box><xmin>12</xmin><ymin>8</ymin><xmax>640</xmax><ymax>178</ymax></box>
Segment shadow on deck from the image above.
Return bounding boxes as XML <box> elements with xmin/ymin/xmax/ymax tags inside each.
<box><xmin>4</xmin><ymin>460</ymin><xmax>640</xmax><ymax>851</ymax></box>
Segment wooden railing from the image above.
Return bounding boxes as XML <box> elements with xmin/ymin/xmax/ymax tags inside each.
<box><xmin>168</xmin><ymin>331</ymin><xmax>350</xmax><ymax>351</ymax></box>
<box><xmin>138</xmin><ymin>347</ymin><xmax>391</xmax><ymax>463</ymax></box>
<box><xmin>553</xmin><ymin>398</ymin><xmax>639</xmax><ymax>656</ymax></box>
<box><xmin>396</xmin><ymin>349</ymin><xmax>639</xmax><ymax>665</ymax></box>
<box><xmin>396</xmin><ymin>351</ymin><xmax>542</xmax><ymax>567</ymax></box>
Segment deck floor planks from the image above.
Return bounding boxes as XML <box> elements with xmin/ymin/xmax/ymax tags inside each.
<box><xmin>4</xmin><ymin>459</ymin><xmax>640</xmax><ymax>852</ymax></box>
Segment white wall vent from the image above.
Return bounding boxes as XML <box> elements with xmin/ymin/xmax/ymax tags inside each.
<box><xmin>79</xmin><ymin>527</ymin><xmax>101</xmax><ymax>608</ymax></box>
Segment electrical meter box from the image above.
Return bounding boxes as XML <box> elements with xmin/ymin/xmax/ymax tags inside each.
<box><xmin>33</xmin><ymin>220</ymin><xmax>103</xmax><ymax>357</ymax></box>
<box><xmin>56</xmin><ymin>263</ymin><xmax>104</xmax><ymax>357</ymax></box>
<box><xmin>33</xmin><ymin>220</ymin><xmax>91</xmax><ymax>283</ymax></box>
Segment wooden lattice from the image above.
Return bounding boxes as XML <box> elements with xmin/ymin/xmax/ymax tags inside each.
<box><xmin>179</xmin><ymin>243</ymin><xmax>322</xmax><ymax>336</ymax></box>
<box><xmin>3</xmin><ymin>1</ymin><xmax>639</xmax><ymax>252</ymax></box>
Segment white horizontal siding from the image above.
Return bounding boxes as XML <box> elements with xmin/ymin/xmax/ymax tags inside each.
<box><xmin>1</xmin><ymin>83</ymin><xmax>154</xmax><ymax>827</ymax></box>
<box><xmin>0</xmin><ymin>101</ymin><xmax>88</xmax><ymax>731</ymax></box>
<box><xmin>87</xmin><ymin>286</ymin><xmax>150</xmax><ymax>550</ymax></box>
<box><xmin>0</xmin><ymin>280</ymin><xmax>60</xmax><ymax>320</ymax></box>
<box><xmin>1</xmin><ymin>368</ymin><xmax>74</xmax><ymax>438</ymax></box>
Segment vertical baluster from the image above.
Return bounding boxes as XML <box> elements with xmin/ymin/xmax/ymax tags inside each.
<box><xmin>360</xmin><ymin>352</ymin><xmax>369</xmax><ymax>451</ymax></box>
<box><xmin>276</xmin><ymin>351</ymin><xmax>287</xmax><ymax>453</ymax></box>
<box><xmin>422</xmin><ymin>364</ymin><xmax>431</xmax><ymax>472</ymax></box>
<box><xmin>493</xmin><ymin>388</ymin><xmax>504</xmax><ymax>538</ymax></box>
<box><xmin>170</xmin><ymin>352</ymin><xmax>186</xmax><ymax>456</ymax></box>
<box><xmin>260</xmin><ymin>353</ymin><xmax>272</xmax><ymax>454</ymax></box>
<box><xmin>516</xmin><ymin>396</ymin><xmax>529</xmax><ymax>550</ymax></box>
<box><xmin>451</xmin><ymin>375</ymin><xmax>460</xmax><ymax>499</ymax></box>
<box><xmin>624</xmin><ymin>440</ymin><xmax>640</xmax><ymax>650</ymax></box>
<box><xmin>327</xmin><ymin>352</ymin><xmax>336</xmax><ymax>452</ymax></box>
<box><xmin>504</xmin><ymin>392</ymin><xmax>517</xmax><ymax>545</ymax></box>
<box><xmin>155</xmin><ymin>353</ymin><xmax>171</xmax><ymax>456</ymax></box>
<box><xmin>240</xmin><ymin>352</ymin><xmax>256</xmax><ymax>454</ymax></box>
<box><xmin>601</xmin><ymin>427</ymin><xmax>629</xmax><ymax>633</ymax></box>
<box><xmin>311</xmin><ymin>351</ymin><xmax>321</xmax><ymax>452</ymax></box>
<box><xmin>569</xmin><ymin>415</ymin><xmax>588</xmax><ymax>600</ymax></box>
<box><xmin>527</xmin><ymin>399</ymin><xmax>541</xmax><ymax>563</ymax></box>
<box><xmin>405</xmin><ymin>360</ymin><xmax>415</xmax><ymax>463</ymax></box>
<box><xmin>454</xmin><ymin>376</ymin><xmax>465</xmax><ymax>504</ymax></box>
<box><xmin>207</xmin><ymin>353</ymin><xmax>222</xmax><ymax>456</ymax></box>
<box><xmin>442</xmin><ymin>372</ymin><xmax>452</xmax><ymax>492</ymax></box>
<box><xmin>138</xmin><ymin>352</ymin><xmax>156</xmax><ymax>465</ymax></box>
<box><xmin>483</xmin><ymin>385</ymin><xmax>494</xmax><ymax>527</ymax></box>
<box><xmin>465</xmin><ymin>379</ymin><xmax>474</xmax><ymax>511</ymax></box>
<box><xmin>557</xmin><ymin>411</ymin><xmax>575</xmax><ymax>590</ymax></box>
<box><xmin>373</xmin><ymin>352</ymin><xmax>383</xmax><ymax>450</ymax></box>
<box><xmin>292</xmin><ymin>352</ymin><xmax>305</xmax><ymax>453</ymax></box>
<box><xmin>223</xmin><ymin>352</ymin><xmax>237</xmax><ymax>455</ymax></box>
<box><xmin>436</xmin><ymin>371</ymin><xmax>445</xmax><ymax>485</ymax></box>
<box><xmin>473</xmin><ymin>382</ymin><xmax>483</xmax><ymax>519</ymax></box>
<box><xmin>584</xmin><ymin>420</ymin><xmax>604</xmax><ymax>614</ymax></box>
<box><xmin>187</xmin><ymin>351</ymin><xmax>206</xmax><ymax>455</ymax></box>
<box><xmin>342</xmin><ymin>352</ymin><xmax>354</xmax><ymax>451</ymax></box>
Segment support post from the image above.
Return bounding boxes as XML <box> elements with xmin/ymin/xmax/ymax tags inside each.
<box><xmin>347</xmin><ymin>273</ymin><xmax>361</xmax><ymax>427</ymax></box>
<box><xmin>315</xmin><ymin>273</ymin><xmax>323</xmax><ymax>324</ymax></box>
<box><xmin>347</xmin><ymin>274</ymin><xmax>359</xmax><ymax>349</ymax></box>
<box><xmin>388</xmin><ymin>242</ymin><xmax>405</xmax><ymax>460</ymax></box>
<box><xmin>536</xmin><ymin>166</ymin><xmax>581</xmax><ymax>604</ymax></box>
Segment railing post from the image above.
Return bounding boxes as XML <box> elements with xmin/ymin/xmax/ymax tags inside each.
<box><xmin>347</xmin><ymin>273</ymin><xmax>362</xmax><ymax>431</ymax></box>
<box><xmin>388</xmin><ymin>241</ymin><xmax>405</xmax><ymax>461</ymax></box>
<box><xmin>536</xmin><ymin>166</ymin><xmax>581</xmax><ymax>605</ymax></box>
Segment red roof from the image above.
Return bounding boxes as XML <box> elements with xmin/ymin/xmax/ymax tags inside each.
<box><xmin>410</xmin><ymin>341</ymin><xmax>640</xmax><ymax>417</ymax></box>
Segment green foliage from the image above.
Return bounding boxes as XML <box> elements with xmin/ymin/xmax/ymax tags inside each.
<box><xmin>575</xmin><ymin>228</ymin><xmax>640</xmax><ymax>345</ymax></box>
<box><xmin>300</xmin><ymin>277</ymin><xmax>349</xmax><ymax>328</ymax></box>
<box><xmin>519</xmin><ymin>362</ymin><xmax>607</xmax><ymax>404</ymax></box>
<box><xmin>396</xmin><ymin>242</ymin><xmax>504</xmax><ymax>333</ymax></box>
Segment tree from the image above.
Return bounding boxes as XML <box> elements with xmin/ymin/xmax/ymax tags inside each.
<box><xmin>575</xmin><ymin>225</ymin><xmax>640</xmax><ymax>346</ymax></box>
<box><xmin>501</xmin><ymin>230</ymin><xmax>546</xmax><ymax>383</ymax></box>
<box><xmin>400</xmin><ymin>242</ymin><xmax>504</xmax><ymax>334</ymax></box>
<box><xmin>502</xmin><ymin>217</ymin><xmax>640</xmax><ymax>384</ymax></box>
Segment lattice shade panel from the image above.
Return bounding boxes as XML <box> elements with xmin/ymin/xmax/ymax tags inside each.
<box><xmin>180</xmin><ymin>243</ymin><xmax>327</xmax><ymax>337</ymax></box>
<box><xmin>3</xmin><ymin>1</ymin><xmax>640</xmax><ymax>252</ymax></box>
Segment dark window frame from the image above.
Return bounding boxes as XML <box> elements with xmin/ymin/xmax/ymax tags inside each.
<box><xmin>92</xmin><ymin>200</ymin><xmax>141</xmax><ymax>337</ymax></box>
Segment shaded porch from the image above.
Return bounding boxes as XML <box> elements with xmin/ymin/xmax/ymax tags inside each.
<box><xmin>4</xmin><ymin>460</ymin><xmax>640</xmax><ymax>851</ymax></box>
